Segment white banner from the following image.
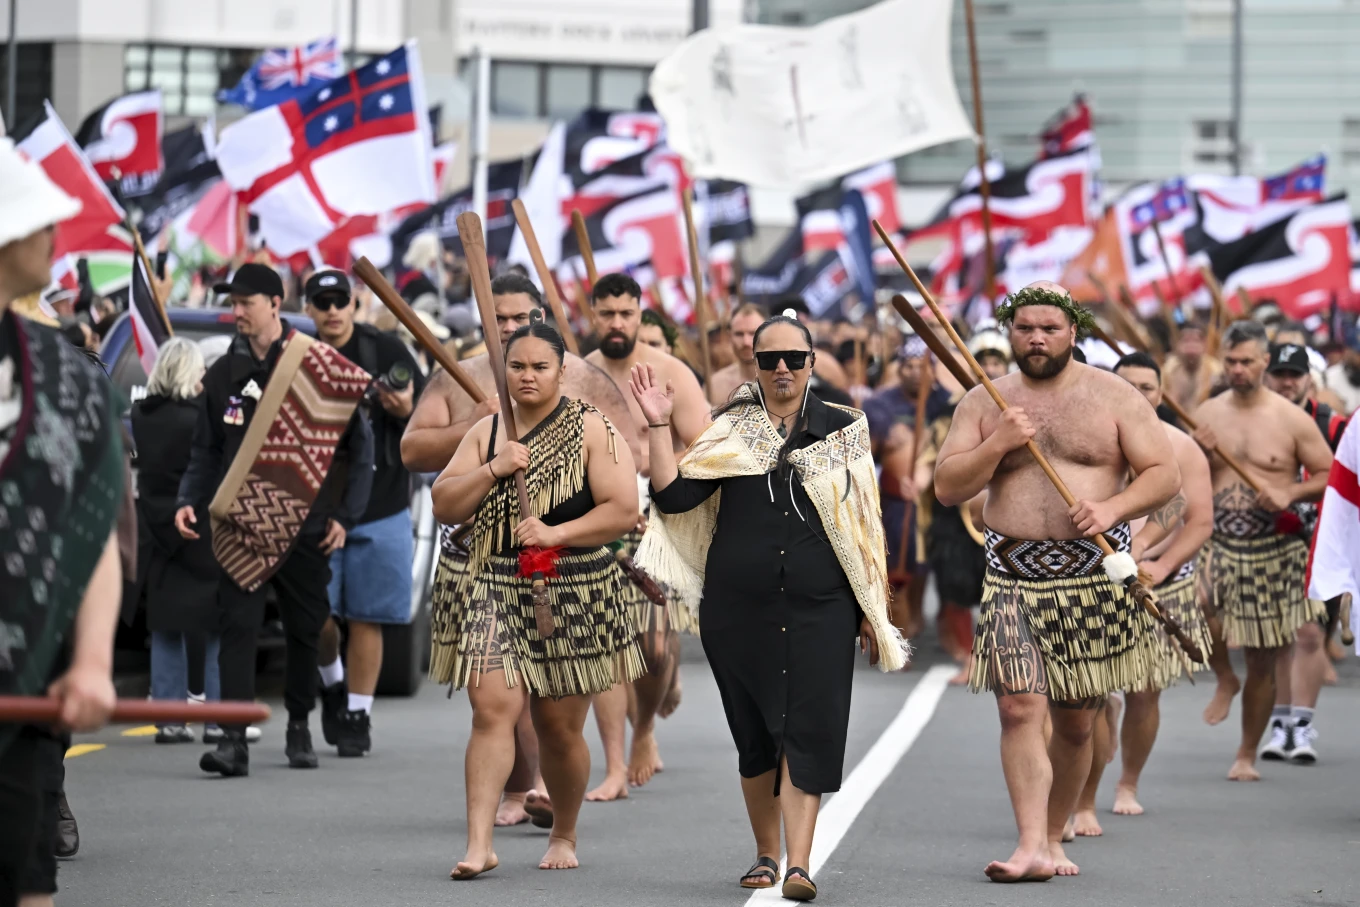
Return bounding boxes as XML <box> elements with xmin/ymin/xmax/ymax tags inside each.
<box><xmin>649</xmin><ymin>0</ymin><xmax>974</xmax><ymax>188</ymax></box>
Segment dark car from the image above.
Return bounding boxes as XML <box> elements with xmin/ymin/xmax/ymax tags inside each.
<box><xmin>101</xmin><ymin>307</ymin><xmax>437</xmax><ymax>696</ymax></box>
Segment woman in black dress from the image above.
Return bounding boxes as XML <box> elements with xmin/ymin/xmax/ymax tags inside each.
<box><xmin>632</xmin><ymin>314</ymin><xmax>906</xmax><ymax>902</ymax></box>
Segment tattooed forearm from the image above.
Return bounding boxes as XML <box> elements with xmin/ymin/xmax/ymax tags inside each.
<box><xmin>1151</xmin><ymin>492</ymin><xmax>1187</xmax><ymax>530</ymax></box>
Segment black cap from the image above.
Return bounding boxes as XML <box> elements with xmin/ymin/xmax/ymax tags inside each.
<box><xmin>305</xmin><ymin>268</ymin><xmax>352</xmax><ymax>302</ymax></box>
<box><xmin>1267</xmin><ymin>342</ymin><xmax>1310</xmax><ymax>375</ymax></box>
<box><xmin>213</xmin><ymin>262</ymin><xmax>284</xmax><ymax>299</ymax></box>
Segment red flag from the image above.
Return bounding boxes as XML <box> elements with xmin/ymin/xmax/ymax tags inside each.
<box><xmin>75</xmin><ymin>90</ymin><xmax>164</xmax><ymax>184</ymax></box>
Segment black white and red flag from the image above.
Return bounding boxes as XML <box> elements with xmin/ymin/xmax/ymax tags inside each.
<box><xmin>129</xmin><ymin>254</ymin><xmax>171</xmax><ymax>374</ymax></box>
<box><xmin>563</xmin><ymin>109</ymin><xmax>669</xmax><ymax>186</ymax></box>
<box><xmin>936</xmin><ymin>148</ymin><xmax>1092</xmax><ymax>243</ymax></box>
<box><xmin>388</xmin><ymin>157</ymin><xmax>524</xmax><ymax>266</ymax></box>
<box><xmin>1040</xmin><ymin>96</ymin><xmax>1093</xmax><ymax>159</ymax></box>
<box><xmin>75</xmin><ymin>89</ymin><xmax>164</xmax><ymax>191</ymax></box>
<box><xmin>1207</xmin><ymin>194</ymin><xmax>1353</xmax><ymax>320</ymax></box>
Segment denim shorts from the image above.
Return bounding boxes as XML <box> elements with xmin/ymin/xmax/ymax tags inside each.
<box><xmin>328</xmin><ymin>509</ymin><xmax>414</xmax><ymax>624</ymax></box>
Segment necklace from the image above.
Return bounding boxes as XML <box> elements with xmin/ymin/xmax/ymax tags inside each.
<box><xmin>766</xmin><ymin>406</ymin><xmax>799</xmax><ymax>439</ymax></box>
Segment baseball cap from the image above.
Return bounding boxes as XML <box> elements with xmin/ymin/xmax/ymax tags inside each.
<box><xmin>1267</xmin><ymin>343</ymin><xmax>1310</xmax><ymax>375</ymax></box>
<box><xmin>304</xmin><ymin>268</ymin><xmax>352</xmax><ymax>302</ymax></box>
<box><xmin>213</xmin><ymin>262</ymin><xmax>284</xmax><ymax>299</ymax></box>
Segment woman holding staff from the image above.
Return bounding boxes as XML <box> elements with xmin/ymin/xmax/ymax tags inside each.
<box><xmin>632</xmin><ymin>312</ymin><xmax>907</xmax><ymax>901</ymax></box>
<box><xmin>433</xmin><ymin>316</ymin><xmax>645</xmax><ymax>878</ymax></box>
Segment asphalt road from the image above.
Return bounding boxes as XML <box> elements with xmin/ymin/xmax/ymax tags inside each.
<box><xmin>55</xmin><ymin>639</ymin><xmax>1360</xmax><ymax>907</ymax></box>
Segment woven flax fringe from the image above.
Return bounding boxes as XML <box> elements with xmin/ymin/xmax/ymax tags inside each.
<box><xmin>448</xmin><ymin>549</ymin><xmax>645</xmax><ymax>698</ymax></box>
<box><xmin>968</xmin><ymin>569</ymin><xmax>1159</xmax><ymax>701</ymax></box>
<box><xmin>428</xmin><ymin>546</ymin><xmax>470</xmax><ymax>685</ymax></box>
<box><xmin>1211</xmin><ymin>534</ymin><xmax>1322</xmax><ymax>649</ymax></box>
<box><xmin>618</xmin><ymin>529</ymin><xmax>699</xmax><ymax>636</ymax></box>
<box><xmin>1144</xmin><ymin>570</ymin><xmax>1214</xmax><ymax>692</ymax></box>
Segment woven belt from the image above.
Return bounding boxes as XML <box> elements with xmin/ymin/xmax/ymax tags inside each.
<box><xmin>984</xmin><ymin>523</ymin><xmax>1131</xmax><ymax>579</ymax></box>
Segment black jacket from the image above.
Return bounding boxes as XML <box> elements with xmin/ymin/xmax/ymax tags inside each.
<box><xmin>176</xmin><ymin>323</ymin><xmax>373</xmax><ymax>534</ymax></box>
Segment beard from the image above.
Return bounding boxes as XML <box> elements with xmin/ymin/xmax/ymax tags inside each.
<box><xmin>1016</xmin><ymin>347</ymin><xmax>1072</xmax><ymax>380</ymax></box>
<box><xmin>599</xmin><ymin>331</ymin><xmax>636</xmax><ymax>360</ymax></box>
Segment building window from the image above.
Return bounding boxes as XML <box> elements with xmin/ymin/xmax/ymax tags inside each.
<box><xmin>486</xmin><ymin>61</ymin><xmax>652</xmax><ymax>119</ymax></box>
<box><xmin>1343</xmin><ymin>119</ymin><xmax>1360</xmax><ymax>167</ymax></box>
<box><xmin>0</xmin><ymin>43</ymin><xmax>53</xmax><ymax>127</ymax></box>
<box><xmin>124</xmin><ymin>44</ymin><xmax>260</xmax><ymax>116</ymax></box>
<box><xmin>1191</xmin><ymin>118</ymin><xmax>1236</xmax><ymax>165</ymax></box>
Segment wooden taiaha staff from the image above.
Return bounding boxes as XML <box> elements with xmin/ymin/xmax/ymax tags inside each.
<box><xmin>0</xmin><ymin>697</ymin><xmax>270</xmax><ymax>725</ymax></box>
<box><xmin>1201</xmin><ymin>265</ymin><xmax>1225</xmax><ymax>357</ymax></box>
<box><xmin>571</xmin><ymin>211</ymin><xmax>599</xmax><ymax>287</ymax></box>
<box><xmin>456</xmin><ymin>212</ymin><xmax>553</xmax><ymax>637</ymax></box>
<box><xmin>962</xmin><ymin>0</ymin><xmax>997</xmax><ymax>302</ymax></box>
<box><xmin>1085</xmin><ymin>321</ymin><xmax>1263</xmax><ymax>494</ymax></box>
<box><xmin>353</xmin><ymin>258</ymin><xmax>487</xmax><ymax>405</ymax></box>
<box><xmin>874</xmin><ymin>220</ymin><xmax>1205</xmax><ymax>665</ymax></box>
<box><xmin>1115</xmin><ymin>284</ymin><xmax>1161</xmax><ymax>354</ymax></box>
<box><xmin>894</xmin><ymin>355</ymin><xmax>933</xmax><ymax>576</ymax></box>
<box><xmin>511</xmin><ymin>199</ymin><xmax>580</xmax><ymax>356</ymax></box>
<box><xmin>681</xmin><ymin>187</ymin><xmax>715</xmax><ymax>382</ymax></box>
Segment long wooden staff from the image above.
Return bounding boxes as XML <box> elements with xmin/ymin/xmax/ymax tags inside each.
<box><xmin>353</xmin><ymin>258</ymin><xmax>486</xmax><ymax>404</ymax></box>
<box><xmin>889</xmin><ymin>294</ymin><xmax>975</xmax><ymax>390</ymax></box>
<box><xmin>875</xmin><ymin>220</ymin><xmax>1205</xmax><ymax>665</ymax></box>
<box><xmin>1149</xmin><ymin>219</ymin><xmax>1184</xmax><ymax>306</ymax></box>
<box><xmin>456</xmin><ymin>212</ymin><xmax>554</xmax><ymax>638</ymax></box>
<box><xmin>571</xmin><ymin>211</ymin><xmax>599</xmax><ymax>288</ymax></box>
<box><xmin>1201</xmin><ymin>265</ymin><xmax>1225</xmax><ymax>356</ymax></box>
<box><xmin>0</xmin><ymin>697</ymin><xmax>270</xmax><ymax>725</ymax></box>
<box><xmin>1115</xmin><ymin>284</ymin><xmax>1160</xmax><ymax>354</ymax></box>
<box><xmin>511</xmin><ymin>199</ymin><xmax>580</xmax><ymax>355</ymax></box>
<box><xmin>1086</xmin><ymin>321</ymin><xmax>1262</xmax><ymax>494</ymax></box>
<box><xmin>681</xmin><ymin>188</ymin><xmax>715</xmax><ymax>382</ymax></box>
<box><xmin>962</xmin><ymin>0</ymin><xmax>996</xmax><ymax>301</ymax></box>
<box><xmin>895</xmin><ymin>358</ymin><xmax>932</xmax><ymax>575</ymax></box>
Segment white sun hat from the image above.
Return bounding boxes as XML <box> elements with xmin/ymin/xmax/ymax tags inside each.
<box><xmin>0</xmin><ymin>138</ymin><xmax>81</xmax><ymax>249</ymax></box>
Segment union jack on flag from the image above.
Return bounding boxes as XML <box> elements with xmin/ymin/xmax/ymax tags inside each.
<box><xmin>1127</xmin><ymin>178</ymin><xmax>1191</xmax><ymax>229</ymax></box>
<box><xmin>1264</xmin><ymin>154</ymin><xmax>1326</xmax><ymax>202</ymax></box>
<box><xmin>218</xmin><ymin>37</ymin><xmax>344</xmax><ymax>112</ymax></box>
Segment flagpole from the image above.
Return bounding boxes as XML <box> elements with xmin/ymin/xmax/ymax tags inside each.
<box><xmin>681</xmin><ymin>187</ymin><xmax>713</xmax><ymax>383</ymax></box>
<box><xmin>348</xmin><ymin>0</ymin><xmax>359</xmax><ymax>69</ymax></box>
<box><xmin>963</xmin><ymin>0</ymin><xmax>996</xmax><ymax>304</ymax></box>
<box><xmin>5</xmin><ymin>0</ymin><xmax>16</xmax><ymax>126</ymax></box>
<box><xmin>511</xmin><ymin>198</ymin><xmax>580</xmax><ymax>355</ymax></box>
<box><xmin>471</xmin><ymin>47</ymin><xmax>490</xmax><ymax>225</ymax></box>
<box><xmin>111</xmin><ymin>165</ymin><xmax>173</xmax><ymax>337</ymax></box>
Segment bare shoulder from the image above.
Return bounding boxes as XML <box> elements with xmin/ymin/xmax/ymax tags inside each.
<box><xmin>954</xmin><ymin>384</ymin><xmax>995</xmax><ymax>418</ymax></box>
<box><xmin>564</xmin><ymin>353</ymin><xmax>628</xmax><ymax>407</ymax></box>
<box><xmin>1083</xmin><ymin>364</ymin><xmax>1151</xmax><ymax>406</ymax></box>
<box><xmin>645</xmin><ymin>344</ymin><xmax>702</xmax><ymax>387</ymax></box>
<box><xmin>1164</xmin><ymin>423</ymin><xmax>1206</xmax><ymax>463</ymax></box>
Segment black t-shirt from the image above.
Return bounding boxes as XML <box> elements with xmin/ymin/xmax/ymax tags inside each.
<box><xmin>337</xmin><ymin>324</ymin><xmax>426</xmax><ymax>524</ymax></box>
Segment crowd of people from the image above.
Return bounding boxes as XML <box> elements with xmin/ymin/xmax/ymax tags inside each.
<box><xmin>4</xmin><ymin>130</ymin><xmax>1360</xmax><ymax>904</ymax></box>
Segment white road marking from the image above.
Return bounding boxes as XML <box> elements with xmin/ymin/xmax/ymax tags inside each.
<box><xmin>745</xmin><ymin>664</ymin><xmax>955</xmax><ymax>903</ymax></box>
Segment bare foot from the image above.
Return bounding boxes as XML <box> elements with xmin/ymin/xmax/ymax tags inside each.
<box><xmin>659</xmin><ymin>674</ymin><xmax>683</xmax><ymax>719</ymax></box>
<box><xmin>495</xmin><ymin>793</ymin><xmax>529</xmax><ymax>827</ymax></box>
<box><xmin>1105</xmin><ymin>695</ymin><xmax>1122</xmax><ymax>763</ymax></box>
<box><xmin>539</xmin><ymin>836</ymin><xmax>579</xmax><ymax>870</ymax></box>
<box><xmin>1227</xmin><ymin>757</ymin><xmax>1260</xmax><ymax>781</ymax></box>
<box><xmin>585</xmin><ymin>774</ymin><xmax>629</xmax><ymax>802</ymax></box>
<box><xmin>1061</xmin><ymin>816</ymin><xmax>1075</xmax><ymax>843</ymax></box>
<box><xmin>1050</xmin><ymin>842</ymin><xmax>1079</xmax><ymax>877</ymax></box>
<box><xmin>1072</xmin><ymin>809</ymin><xmax>1103</xmax><ymax>837</ymax></box>
<box><xmin>1112</xmin><ymin>784</ymin><xmax>1144</xmax><ymax>816</ymax></box>
<box><xmin>524</xmin><ymin>790</ymin><xmax>554</xmax><ymax>828</ymax></box>
<box><xmin>1323</xmin><ymin>661</ymin><xmax>1338</xmax><ymax>686</ymax></box>
<box><xmin>451</xmin><ymin>852</ymin><xmax>499</xmax><ymax>880</ymax></box>
<box><xmin>1203</xmin><ymin>675</ymin><xmax>1240</xmax><ymax>725</ymax></box>
<box><xmin>628</xmin><ymin>731</ymin><xmax>664</xmax><ymax>787</ymax></box>
<box><xmin>984</xmin><ymin>847</ymin><xmax>1055</xmax><ymax>883</ymax></box>
<box><xmin>948</xmin><ymin>659</ymin><xmax>971</xmax><ymax>686</ymax></box>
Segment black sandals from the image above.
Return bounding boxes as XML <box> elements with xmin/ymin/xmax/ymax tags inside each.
<box><xmin>782</xmin><ymin>866</ymin><xmax>817</xmax><ymax>901</ymax></box>
<box><xmin>739</xmin><ymin>856</ymin><xmax>781</xmax><ymax>889</ymax></box>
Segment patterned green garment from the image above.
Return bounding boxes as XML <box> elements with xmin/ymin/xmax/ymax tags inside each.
<box><xmin>0</xmin><ymin>313</ymin><xmax>124</xmax><ymax>756</ymax></box>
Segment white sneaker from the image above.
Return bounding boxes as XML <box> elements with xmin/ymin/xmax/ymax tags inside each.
<box><xmin>245</xmin><ymin>726</ymin><xmax>262</xmax><ymax>743</ymax></box>
<box><xmin>1290</xmin><ymin>723</ymin><xmax>1318</xmax><ymax>764</ymax></box>
<box><xmin>1259</xmin><ymin>719</ymin><xmax>1293</xmax><ymax>761</ymax></box>
<box><xmin>201</xmin><ymin>725</ymin><xmax>261</xmax><ymax>743</ymax></box>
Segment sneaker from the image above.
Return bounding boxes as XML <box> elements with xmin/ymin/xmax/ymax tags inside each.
<box><xmin>245</xmin><ymin>726</ymin><xmax>262</xmax><ymax>744</ymax></box>
<box><xmin>199</xmin><ymin>730</ymin><xmax>249</xmax><ymax>777</ymax></box>
<box><xmin>320</xmin><ymin>682</ymin><xmax>347</xmax><ymax>747</ymax></box>
<box><xmin>204</xmin><ymin>725</ymin><xmax>260</xmax><ymax>743</ymax></box>
<box><xmin>1290</xmin><ymin>722</ymin><xmax>1319</xmax><ymax>764</ymax></box>
<box><xmin>1259</xmin><ymin>719</ymin><xmax>1293</xmax><ymax>761</ymax></box>
<box><xmin>285</xmin><ymin>721</ymin><xmax>319</xmax><ymax>769</ymax></box>
<box><xmin>335</xmin><ymin>710</ymin><xmax>372</xmax><ymax>758</ymax></box>
<box><xmin>155</xmin><ymin>724</ymin><xmax>195</xmax><ymax>744</ymax></box>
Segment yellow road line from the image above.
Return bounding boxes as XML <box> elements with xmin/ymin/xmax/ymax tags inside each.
<box><xmin>122</xmin><ymin>725</ymin><xmax>158</xmax><ymax>738</ymax></box>
<box><xmin>65</xmin><ymin>744</ymin><xmax>106</xmax><ymax>758</ymax></box>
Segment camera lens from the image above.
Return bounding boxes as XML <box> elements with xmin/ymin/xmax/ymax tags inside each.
<box><xmin>385</xmin><ymin>363</ymin><xmax>413</xmax><ymax>392</ymax></box>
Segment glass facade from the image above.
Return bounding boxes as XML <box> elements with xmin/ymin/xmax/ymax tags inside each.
<box><xmin>124</xmin><ymin>44</ymin><xmax>257</xmax><ymax>116</ymax></box>
<box><xmin>485</xmin><ymin>60</ymin><xmax>652</xmax><ymax>119</ymax></box>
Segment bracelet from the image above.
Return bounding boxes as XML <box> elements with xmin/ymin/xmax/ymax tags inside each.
<box><xmin>648</xmin><ymin>422</ymin><xmax>670</xmax><ymax>428</ymax></box>
<box><xmin>487</xmin><ymin>462</ymin><xmax>500</xmax><ymax>480</ymax></box>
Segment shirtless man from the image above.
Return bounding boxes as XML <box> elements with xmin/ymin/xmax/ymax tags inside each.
<box><xmin>1071</xmin><ymin>352</ymin><xmax>1214</xmax><ymax>830</ymax></box>
<box><xmin>1191</xmin><ymin>321</ymin><xmax>1331</xmax><ymax>781</ymax></box>
<box><xmin>402</xmin><ymin>272</ymin><xmax>641</xmax><ymax>826</ymax></box>
<box><xmin>584</xmin><ymin>272</ymin><xmax>709</xmax><ymax>799</ymax></box>
<box><xmin>1161</xmin><ymin>321</ymin><xmax>1223</xmax><ymax>414</ymax></box>
<box><xmin>707</xmin><ymin>303</ymin><xmax>766</xmax><ymax>406</ymax></box>
<box><xmin>934</xmin><ymin>282</ymin><xmax>1178</xmax><ymax>880</ymax></box>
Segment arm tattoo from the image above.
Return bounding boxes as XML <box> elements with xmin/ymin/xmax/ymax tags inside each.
<box><xmin>1151</xmin><ymin>492</ymin><xmax>1187</xmax><ymax>530</ymax></box>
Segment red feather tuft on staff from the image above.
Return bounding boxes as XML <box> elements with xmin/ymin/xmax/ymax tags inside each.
<box><xmin>519</xmin><ymin>546</ymin><xmax>565</xmax><ymax>579</ymax></box>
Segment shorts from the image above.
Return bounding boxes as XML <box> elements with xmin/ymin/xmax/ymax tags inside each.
<box><xmin>328</xmin><ymin>509</ymin><xmax>414</xmax><ymax>625</ymax></box>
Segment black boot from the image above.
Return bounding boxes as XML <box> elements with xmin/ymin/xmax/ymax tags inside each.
<box><xmin>199</xmin><ymin>729</ymin><xmax>249</xmax><ymax>777</ymax></box>
<box><xmin>319</xmin><ymin>682</ymin><xmax>347</xmax><ymax>747</ymax></box>
<box><xmin>285</xmin><ymin>720</ymin><xmax>318</xmax><ymax>769</ymax></box>
<box><xmin>55</xmin><ymin>791</ymin><xmax>79</xmax><ymax>858</ymax></box>
<box><xmin>335</xmin><ymin>709</ymin><xmax>372</xmax><ymax>758</ymax></box>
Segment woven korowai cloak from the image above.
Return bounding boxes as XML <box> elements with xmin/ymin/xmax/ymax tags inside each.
<box><xmin>635</xmin><ymin>386</ymin><xmax>909</xmax><ymax>672</ymax></box>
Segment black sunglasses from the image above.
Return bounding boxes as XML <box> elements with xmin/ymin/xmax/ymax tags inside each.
<box><xmin>310</xmin><ymin>294</ymin><xmax>352</xmax><ymax>312</ymax></box>
<box><xmin>755</xmin><ymin>349</ymin><xmax>811</xmax><ymax>371</ymax></box>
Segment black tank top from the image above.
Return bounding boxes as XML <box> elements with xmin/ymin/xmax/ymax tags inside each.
<box><xmin>488</xmin><ymin>398</ymin><xmax>595</xmax><ymax>528</ymax></box>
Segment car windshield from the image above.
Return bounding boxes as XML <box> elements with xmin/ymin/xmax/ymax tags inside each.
<box><xmin>110</xmin><ymin>324</ymin><xmax>236</xmax><ymax>406</ymax></box>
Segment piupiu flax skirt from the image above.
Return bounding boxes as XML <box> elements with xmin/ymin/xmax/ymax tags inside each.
<box><xmin>968</xmin><ymin>525</ymin><xmax>1158</xmax><ymax>702</ymax></box>
<box><xmin>1210</xmin><ymin>531</ymin><xmax>1323</xmax><ymax>649</ymax></box>
<box><xmin>617</xmin><ymin>528</ymin><xmax>699</xmax><ymax>636</ymax></box>
<box><xmin>1143</xmin><ymin>556</ymin><xmax>1214</xmax><ymax>691</ymax></box>
<box><xmin>429</xmin><ymin>526</ymin><xmax>472</xmax><ymax>685</ymax></box>
<box><xmin>448</xmin><ymin>547</ymin><xmax>645</xmax><ymax>699</ymax></box>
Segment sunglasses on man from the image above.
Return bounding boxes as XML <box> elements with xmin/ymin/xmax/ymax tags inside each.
<box><xmin>310</xmin><ymin>293</ymin><xmax>353</xmax><ymax>312</ymax></box>
<box><xmin>755</xmin><ymin>350</ymin><xmax>812</xmax><ymax>371</ymax></box>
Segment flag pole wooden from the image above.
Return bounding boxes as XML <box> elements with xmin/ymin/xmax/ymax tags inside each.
<box><xmin>963</xmin><ymin>0</ymin><xmax>997</xmax><ymax>303</ymax></box>
<box><xmin>511</xmin><ymin>199</ymin><xmax>580</xmax><ymax>356</ymax></box>
<box><xmin>681</xmin><ymin>188</ymin><xmax>714</xmax><ymax>382</ymax></box>
<box><xmin>571</xmin><ymin>211</ymin><xmax>599</xmax><ymax>287</ymax></box>
<box><xmin>0</xmin><ymin>697</ymin><xmax>269</xmax><ymax>726</ymax></box>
